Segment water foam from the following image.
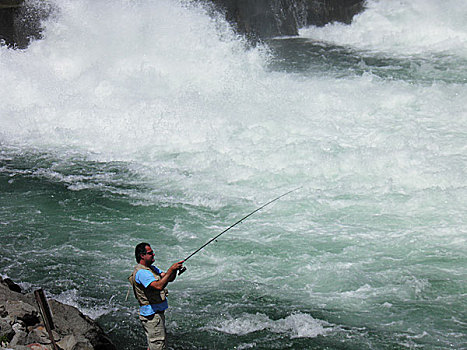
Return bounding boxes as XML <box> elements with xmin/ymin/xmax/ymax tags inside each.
<box><xmin>51</xmin><ymin>288</ymin><xmax>114</xmax><ymax>319</ymax></box>
<box><xmin>1</xmin><ymin>1</ymin><xmax>466</xmax><ymax>348</ymax></box>
<box><xmin>0</xmin><ymin>0</ymin><xmax>267</xmax><ymax>155</ymax></box>
<box><xmin>1</xmin><ymin>0</ymin><xmax>465</xmax><ymax>206</ymax></box>
<box><xmin>300</xmin><ymin>0</ymin><xmax>467</xmax><ymax>57</ymax></box>
<box><xmin>207</xmin><ymin>312</ymin><xmax>334</xmax><ymax>338</ymax></box>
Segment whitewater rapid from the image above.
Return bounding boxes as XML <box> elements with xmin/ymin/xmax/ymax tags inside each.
<box><xmin>1</xmin><ymin>0</ymin><xmax>466</xmax><ymax>349</ymax></box>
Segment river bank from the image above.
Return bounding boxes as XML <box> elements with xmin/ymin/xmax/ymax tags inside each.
<box><xmin>0</xmin><ymin>277</ymin><xmax>115</xmax><ymax>350</ymax></box>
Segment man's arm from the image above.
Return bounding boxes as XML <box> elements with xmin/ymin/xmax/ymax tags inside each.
<box><xmin>149</xmin><ymin>261</ymin><xmax>184</xmax><ymax>290</ymax></box>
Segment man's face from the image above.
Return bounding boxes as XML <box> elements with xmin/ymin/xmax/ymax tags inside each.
<box><xmin>143</xmin><ymin>245</ymin><xmax>155</xmax><ymax>265</ymax></box>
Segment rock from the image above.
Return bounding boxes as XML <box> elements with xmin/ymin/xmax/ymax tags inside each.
<box><xmin>71</xmin><ymin>337</ymin><xmax>94</xmax><ymax>350</ymax></box>
<box><xmin>0</xmin><ymin>277</ymin><xmax>116</xmax><ymax>350</ymax></box>
<box><xmin>304</xmin><ymin>0</ymin><xmax>365</xmax><ymax>26</ymax></box>
<box><xmin>209</xmin><ymin>0</ymin><xmax>365</xmax><ymax>40</ymax></box>
<box><xmin>57</xmin><ymin>334</ymin><xmax>79</xmax><ymax>350</ymax></box>
<box><xmin>3</xmin><ymin>279</ymin><xmax>23</xmax><ymax>294</ymax></box>
<box><xmin>6</xmin><ymin>346</ymin><xmax>30</xmax><ymax>350</ymax></box>
<box><xmin>9</xmin><ymin>324</ymin><xmax>27</xmax><ymax>346</ymax></box>
<box><xmin>0</xmin><ymin>278</ymin><xmax>37</xmax><ymax>310</ymax></box>
<box><xmin>46</xmin><ymin>300</ymin><xmax>114</xmax><ymax>350</ymax></box>
<box><xmin>0</xmin><ymin>318</ymin><xmax>15</xmax><ymax>347</ymax></box>
<box><xmin>25</xmin><ymin>326</ymin><xmax>60</xmax><ymax>345</ymax></box>
<box><xmin>0</xmin><ymin>0</ymin><xmax>53</xmax><ymax>48</ymax></box>
<box><xmin>5</xmin><ymin>301</ymin><xmax>40</xmax><ymax>327</ymax></box>
<box><xmin>0</xmin><ymin>316</ymin><xmax>14</xmax><ymax>342</ymax></box>
<box><xmin>209</xmin><ymin>0</ymin><xmax>304</xmax><ymax>40</ymax></box>
<box><xmin>56</xmin><ymin>334</ymin><xmax>94</xmax><ymax>350</ymax></box>
<box><xmin>0</xmin><ymin>0</ymin><xmax>365</xmax><ymax>48</ymax></box>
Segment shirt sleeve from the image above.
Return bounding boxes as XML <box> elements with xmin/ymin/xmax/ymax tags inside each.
<box><xmin>135</xmin><ymin>269</ymin><xmax>157</xmax><ymax>288</ymax></box>
<box><xmin>152</xmin><ymin>266</ymin><xmax>163</xmax><ymax>275</ymax></box>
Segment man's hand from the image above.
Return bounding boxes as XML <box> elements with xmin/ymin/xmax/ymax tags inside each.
<box><xmin>149</xmin><ymin>260</ymin><xmax>184</xmax><ymax>290</ymax></box>
<box><xmin>167</xmin><ymin>261</ymin><xmax>184</xmax><ymax>281</ymax></box>
<box><xmin>168</xmin><ymin>261</ymin><xmax>184</xmax><ymax>273</ymax></box>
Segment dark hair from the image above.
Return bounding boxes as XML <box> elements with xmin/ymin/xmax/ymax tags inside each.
<box><xmin>135</xmin><ymin>242</ymin><xmax>150</xmax><ymax>263</ymax></box>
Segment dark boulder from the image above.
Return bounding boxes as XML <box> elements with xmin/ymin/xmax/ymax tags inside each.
<box><xmin>0</xmin><ymin>0</ymin><xmax>52</xmax><ymax>49</ymax></box>
<box><xmin>209</xmin><ymin>0</ymin><xmax>365</xmax><ymax>40</ymax></box>
<box><xmin>209</xmin><ymin>0</ymin><xmax>307</xmax><ymax>40</ymax></box>
<box><xmin>304</xmin><ymin>0</ymin><xmax>365</xmax><ymax>26</ymax></box>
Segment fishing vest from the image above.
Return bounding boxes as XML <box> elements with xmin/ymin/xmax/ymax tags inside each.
<box><xmin>129</xmin><ymin>264</ymin><xmax>168</xmax><ymax>306</ymax></box>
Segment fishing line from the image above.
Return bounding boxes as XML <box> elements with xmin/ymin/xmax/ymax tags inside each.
<box><xmin>178</xmin><ymin>186</ymin><xmax>302</xmax><ymax>274</ymax></box>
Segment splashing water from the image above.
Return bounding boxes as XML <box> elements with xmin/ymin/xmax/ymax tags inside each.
<box><xmin>1</xmin><ymin>0</ymin><xmax>466</xmax><ymax>349</ymax></box>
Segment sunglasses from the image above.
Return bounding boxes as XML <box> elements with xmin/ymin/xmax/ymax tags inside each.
<box><xmin>145</xmin><ymin>251</ymin><xmax>155</xmax><ymax>255</ymax></box>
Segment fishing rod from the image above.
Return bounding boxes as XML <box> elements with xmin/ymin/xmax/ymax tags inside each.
<box><xmin>178</xmin><ymin>186</ymin><xmax>302</xmax><ymax>275</ymax></box>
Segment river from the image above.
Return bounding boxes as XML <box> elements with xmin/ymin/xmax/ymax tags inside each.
<box><xmin>0</xmin><ymin>0</ymin><xmax>466</xmax><ymax>348</ymax></box>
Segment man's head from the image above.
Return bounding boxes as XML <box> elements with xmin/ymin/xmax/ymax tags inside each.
<box><xmin>135</xmin><ymin>242</ymin><xmax>154</xmax><ymax>265</ymax></box>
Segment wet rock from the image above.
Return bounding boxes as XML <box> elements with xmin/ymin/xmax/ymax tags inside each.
<box><xmin>304</xmin><ymin>0</ymin><xmax>365</xmax><ymax>26</ymax></box>
<box><xmin>209</xmin><ymin>0</ymin><xmax>304</xmax><ymax>40</ymax></box>
<box><xmin>209</xmin><ymin>0</ymin><xmax>365</xmax><ymax>40</ymax></box>
<box><xmin>0</xmin><ymin>0</ymin><xmax>364</xmax><ymax>48</ymax></box>
<box><xmin>0</xmin><ymin>0</ymin><xmax>54</xmax><ymax>48</ymax></box>
<box><xmin>3</xmin><ymin>278</ymin><xmax>23</xmax><ymax>294</ymax></box>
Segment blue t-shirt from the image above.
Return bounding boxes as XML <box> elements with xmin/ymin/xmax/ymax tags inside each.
<box><xmin>135</xmin><ymin>265</ymin><xmax>168</xmax><ymax>316</ymax></box>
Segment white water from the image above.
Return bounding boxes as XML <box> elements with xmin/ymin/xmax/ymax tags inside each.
<box><xmin>206</xmin><ymin>312</ymin><xmax>334</xmax><ymax>338</ymax></box>
<box><xmin>1</xmin><ymin>0</ymin><xmax>466</xmax><ymax>348</ymax></box>
<box><xmin>1</xmin><ymin>0</ymin><xmax>465</xmax><ymax>201</ymax></box>
<box><xmin>301</xmin><ymin>0</ymin><xmax>467</xmax><ymax>57</ymax></box>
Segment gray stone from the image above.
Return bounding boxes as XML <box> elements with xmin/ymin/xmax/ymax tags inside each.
<box><xmin>47</xmin><ymin>300</ymin><xmax>115</xmax><ymax>350</ymax></box>
<box><xmin>5</xmin><ymin>301</ymin><xmax>39</xmax><ymax>327</ymax></box>
<box><xmin>9</xmin><ymin>328</ymin><xmax>27</xmax><ymax>346</ymax></box>
<box><xmin>2</xmin><ymin>345</ymin><xmax>30</xmax><ymax>350</ymax></box>
<box><xmin>57</xmin><ymin>334</ymin><xmax>79</xmax><ymax>350</ymax></box>
<box><xmin>71</xmin><ymin>338</ymin><xmax>94</xmax><ymax>350</ymax></box>
<box><xmin>57</xmin><ymin>334</ymin><xmax>93</xmax><ymax>350</ymax></box>
<box><xmin>25</xmin><ymin>326</ymin><xmax>60</xmax><ymax>345</ymax></box>
<box><xmin>0</xmin><ymin>279</ymin><xmax>36</xmax><ymax>312</ymax></box>
<box><xmin>0</xmin><ymin>305</ymin><xmax>7</xmax><ymax>318</ymax></box>
<box><xmin>0</xmin><ymin>317</ymin><xmax>14</xmax><ymax>342</ymax></box>
<box><xmin>0</xmin><ymin>278</ymin><xmax>116</xmax><ymax>350</ymax></box>
<box><xmin>11</xmin><ymin>322</ymin><xmax>25</xmax><ymax>333</ymax></box>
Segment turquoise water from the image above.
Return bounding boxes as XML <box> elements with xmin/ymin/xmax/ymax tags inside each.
<box><xmin>1</xmin><ymin>0</ymin><xmax>466</xmax><ymax>349</ymax></box>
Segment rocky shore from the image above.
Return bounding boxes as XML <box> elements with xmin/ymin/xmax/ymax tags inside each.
<box><xmin>0</xmin><ymin>277</ymin><xmax>115</xmax><ymax>350</ymax></box>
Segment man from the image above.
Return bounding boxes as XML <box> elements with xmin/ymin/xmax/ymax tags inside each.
<box><xmin>129</xmin><ymin>242</ymin><xmax>184</xmax><ymax>350</ymax></box>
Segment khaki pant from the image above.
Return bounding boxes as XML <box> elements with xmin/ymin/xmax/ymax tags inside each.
<box><xmin>139</xmin><ymin>312</ymin><xmax>167</xmax><ymax>350</ymax></box>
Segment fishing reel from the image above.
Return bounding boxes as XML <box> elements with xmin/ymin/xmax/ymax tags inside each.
<box><xmin>178</xmin><ymin>266</ymin><xmax>186</xmax><ymax>275</ymax></box>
